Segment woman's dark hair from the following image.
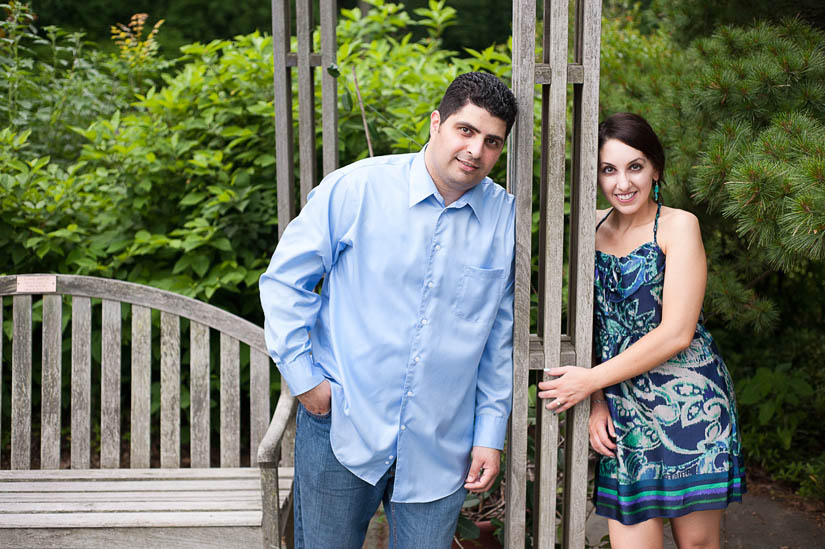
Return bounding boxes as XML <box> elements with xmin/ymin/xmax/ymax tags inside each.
<box><xmin>598</xmin><ymin>112</ymin><xmax>665</xmax><ymax>184</ymax></box>
<box><xmin>437</xmin><ymin>72</ymin><xmax>518</xmax><ymax>137</ymax></box>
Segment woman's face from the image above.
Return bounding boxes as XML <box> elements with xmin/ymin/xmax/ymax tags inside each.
<box><xmin>597</xmin><ymin>138</ymin><xmax>659</xmax><ymax>214</ymax></box>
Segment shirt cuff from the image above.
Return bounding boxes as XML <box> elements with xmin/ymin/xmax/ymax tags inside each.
<box><xmin>279</xmin><ymin>352</ymin><xmax>326</xmax><ymax>396</ymax></box>
<box><xmin>472</xmin><ymin>414</ymin><xmax>509</xmax><ymax>450</ymax></box>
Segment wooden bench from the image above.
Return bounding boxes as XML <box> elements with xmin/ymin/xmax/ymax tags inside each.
<box><xmin>0</xmin><ymin>274</ymin><xmax>296</xmax><ymax>548</ymax></box>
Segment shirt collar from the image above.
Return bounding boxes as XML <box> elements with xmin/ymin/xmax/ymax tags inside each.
<box><xmin>408</xmin><ymin>147</ymin><xmax>484</xmax><ymax>220</ymax></box>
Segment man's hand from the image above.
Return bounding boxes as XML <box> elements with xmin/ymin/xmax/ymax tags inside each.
<box><xmin>464</xmin><ymin>446</ymin><xmax>500</xmax><ymax>493</ymax></box>
<box><xmin>297</xmin><ymin>380</ymin><xmax>331</xmax><ymax>416</ymax></box>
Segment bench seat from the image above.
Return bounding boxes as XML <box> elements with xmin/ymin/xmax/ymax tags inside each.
<box><xmin>0</xmin><ymin>468</ymin><xmax>294</xmax><ymax>548</ymax></box>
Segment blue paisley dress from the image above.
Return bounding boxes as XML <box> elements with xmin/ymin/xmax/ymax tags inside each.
<box><xmin>593</xmin><ymin>204</ymin><xmax>746</xmax><ymax>525</ymax></box>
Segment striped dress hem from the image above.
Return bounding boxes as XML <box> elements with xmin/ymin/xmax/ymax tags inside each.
<box><xmin>594</xmin><ymin>468</ymin><xmax>747</xmax><ymax>525</ymax></box>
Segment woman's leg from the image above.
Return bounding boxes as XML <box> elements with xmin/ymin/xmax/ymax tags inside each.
<box><xmin>669</xmin><ymin>509</ymin><xmax>723</xmax><ymax>549</ymax></box>
<box><xmin>608</xmin><ymin>517</ymin><xmax>664</xmax><ymax>549</ymax></box>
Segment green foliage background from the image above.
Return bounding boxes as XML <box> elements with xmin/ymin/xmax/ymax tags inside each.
<box><xmin>2</xmin><ymin>0</ymin><xmax>824</xmax><ymax>501</ymax></box>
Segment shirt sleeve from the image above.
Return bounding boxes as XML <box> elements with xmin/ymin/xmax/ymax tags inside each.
<box><xmin>472</xmin><ymin>212</ymin><xmax>515</xmax><ymax>450</ymax></box>
<box><xmin>258</xmin><ymin>174</ymin><xmax>357</xmax><ymax>396</ymax></box>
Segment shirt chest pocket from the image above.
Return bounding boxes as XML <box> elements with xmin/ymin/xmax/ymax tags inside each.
<box><xmin>452</xmin><ymin>265</ymin><xmax>506</xmax><ymax>323</ymax></box>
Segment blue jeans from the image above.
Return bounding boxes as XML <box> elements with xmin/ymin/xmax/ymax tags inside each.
<box><xmin>294</xmin><ymin>403</ymin><xmax>466</xmax><ymax>549</ymax></box>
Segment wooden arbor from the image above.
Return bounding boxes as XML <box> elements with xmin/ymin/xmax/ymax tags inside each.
<box><xmin>270</xmin><ymin>0</ymin><xmax>601</xmax><ymax>546</ymax></box>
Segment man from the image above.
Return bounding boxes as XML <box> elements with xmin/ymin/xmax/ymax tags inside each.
<box><xmin>259</xmin><ymin>72</ymin><xmax>517</xmax><ymax>548</ymax></box>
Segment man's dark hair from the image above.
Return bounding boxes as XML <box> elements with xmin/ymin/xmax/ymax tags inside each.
<box><xmin>437</xmin><ymin>72</ymin><xmax>518</xmax><ymax>136</ymax></box>
<box><xmin>598</xmin><ymin>112</ymin><xmax>666</xmax><ymax>185</ymax></box>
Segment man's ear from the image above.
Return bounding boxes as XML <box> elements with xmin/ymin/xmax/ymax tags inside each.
<box><xmin>429</xmin><ymin>110</ymin><xmax>441</xmax><ymax>136</ymax></box>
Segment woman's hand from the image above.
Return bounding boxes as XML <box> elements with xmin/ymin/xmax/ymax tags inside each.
<box><xmin>537</xmin><ymin>366</ymin><xmax>598</xmax><ymax>413</ymax></box>
<box><xmin>589</xmin><ymin>400</ymin><xmax>616</xmax><ymax>457</ymax></box>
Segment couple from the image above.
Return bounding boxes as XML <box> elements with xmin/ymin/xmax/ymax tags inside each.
<box><xmin>259</xmin><ymin>73</ymin><xmax>745</xmax><ymax>548</ymax></box>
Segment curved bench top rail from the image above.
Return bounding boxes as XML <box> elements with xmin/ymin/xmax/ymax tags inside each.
<box><xmin>0</xmin><ymin>274</ymin><xmax>267</xmax><ymax>353</ymax></box>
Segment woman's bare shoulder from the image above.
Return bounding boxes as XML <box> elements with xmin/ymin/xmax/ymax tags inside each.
<box><xmin>659</xmin><ymin>206</ymin><xmax>702</xmax><ymax>251</ymax></box>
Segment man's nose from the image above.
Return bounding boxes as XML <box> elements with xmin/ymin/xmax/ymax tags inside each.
<box><xmin>467</xmin><ymin>136</ymin><xmax>483</xmax><ymax>158</ymax></box>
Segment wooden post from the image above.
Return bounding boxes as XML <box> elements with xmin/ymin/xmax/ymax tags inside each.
<box><xmin>506</xmin><ymin>1</ymin><xmax>536</xmax><ymax>547</ymax></box>
<box><xmin>563</xmin><ymin>0</ymin><xmax>601</xmax><ymax>546</ymax></box>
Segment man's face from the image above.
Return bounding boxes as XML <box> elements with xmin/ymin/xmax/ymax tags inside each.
<box><xmin>424</xmin><ymin>102</ymin><xmax>507</xmax><ymax>203</ymax></box>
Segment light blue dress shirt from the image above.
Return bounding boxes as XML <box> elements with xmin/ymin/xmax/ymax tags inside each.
<box><xmin>259</xmin><ymin>149</ymin><xmax>514</xmax><ymax>503</ymax></box>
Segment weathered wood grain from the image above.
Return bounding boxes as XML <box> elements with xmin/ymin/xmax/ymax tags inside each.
<box><xmin>160</xmin><ymin>311</ymin><xmax>180</xmax><ymax>469</ymax></box>
<box><xmin>505</xmin><ymin>1</ymin><xmax>536</xmax><ymax>547</ymax></box>
<box><xmin>296</xmin><ymin>0</ymin><xmax>317</xmax><ymax>207</ymax></box>
<box><xmin>41</xmin><ymin>295</ymin><xmax>62</xmax><ymax>470</ymax></box>
<box><xmin>533</xmin><ymin>0</ymin><xmax>569</xmax><ymax>544</ymax></box>
<box><xmin>220</xmin><ymin>334</ymin><xmax>240</xmax><ymax>468</ymax></box>
<box><xmin>189</xmin><ymin>321</ymin><xmax>211</xmax><ymax>469</ymax></box>
<box><xmin>130</xmin><ymin>305</ymin><xmax>152</xmax><ymax>469</ymax></box>
<box><xmin>100</xmin><ymin>300</ymin><xmax>121</xmax><ymax>469</ymax></box>
<box><xmin>272</xmin><ymin>0</ymin><xmax>295</xmax><ymax>238</ymax></box>
<box><xmin>1</xmin><ymin>526</ymin><xmax>263</xmax><ymax>549</ymax></box>
<box><xmin>0</xmin><ymin>275</ymin><xmax>266</xmax><ymax>351</ymax></box>
<box><xmin>250</xmin><ymin>349</ymin><xmax>270</xmax><ymax>467</ymax></box>
<box><xmin>321</xmin><ymin>0</ymin><xmax>339</xmax><ymax>176</ymax></box>
<box><xmin>11</xmin><ymin>295</ymin><xmax>32</xmax><ymax>470</ymax></box>
<box><xmin>563</xmin><ymin>0</ymin><xmax>601</xmax><ymax>546</ymax></box>
<box><xmin>0</xmin><ymin>275</ymin><xmax>297</xmax><ymax>547</ymax></box>
<box><xmin>71</xmin><ymin>296</ymin><xmax>91</xmax><ymax>469</ymax></box>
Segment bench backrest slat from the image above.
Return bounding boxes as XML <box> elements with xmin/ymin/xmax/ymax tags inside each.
<box><xmin>250</xmin><ymin>348</ymin><xmax>270</xmax><ymax>467</ymax></box>
<box><xmin>131</xmin><ymin>304</ymin><xmax>152</xmax><ymax>469</ymax></box>
<box><xmin>190</xmin><ymin>321</ymin><xmax>211</xmax><ymax>468</ymax></box>
<box><xmin>11</xmin><ymin>295</ymin><xmax>32</xmax><ymax>470</ymax></box>
<box><xmin>101</xmin><ymin>299</ymin><xmax>121</xmax><ymax>468</ymax></box>
<box><xmin>71</xmin><ymin>296</ymin><xmax>92</xmax><ymax>469</ymax></box>
<box><xmin>220</xmin><ymin>333</ymin><xmax>240</xmax><ymax>468</ymax></box>
<box><xmin>160</xmin><ymin>311</ymin><xmax>181</xmax><ymax>469</ymax></box>
<box><xmin>41</xmin><ymin>295</ymin><xmax>62</xmax><ymax>469</ymax></box>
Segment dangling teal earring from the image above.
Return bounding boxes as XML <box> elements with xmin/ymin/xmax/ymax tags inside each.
<box><xmin>653</xmin><ymin>180</ymin><xmax>660</xmax><ymax>202</ymax></box>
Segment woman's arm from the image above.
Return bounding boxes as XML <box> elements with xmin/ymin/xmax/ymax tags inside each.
<box><xmin>538</xmin><ymin>210</ymin><xmax>707</xmax><ymax>412</ymax></box>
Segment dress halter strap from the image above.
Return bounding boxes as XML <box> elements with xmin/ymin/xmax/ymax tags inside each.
<box><xmin>653</xmin><ymin>201</ymin><xmax>662</xmax><ymax>244</ymax></box>
<box><xmin>596</xmin><ymin>208</ymin><xmax>613</xmax><ymax>232</ymax></box>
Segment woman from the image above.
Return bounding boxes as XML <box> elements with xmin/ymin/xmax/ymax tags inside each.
<box><xmin>538</xmin><ymin>113</ymin><xmax>746</xmax><ymax>548</ymax></box>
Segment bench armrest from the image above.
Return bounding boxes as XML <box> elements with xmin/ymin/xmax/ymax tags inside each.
<box><xmin>257</xmin><ymin>386</ymin><xmax>297</xmax><ymax>465</ymax></box>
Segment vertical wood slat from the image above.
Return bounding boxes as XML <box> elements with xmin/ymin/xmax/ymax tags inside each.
<box><xmin>320</xmin><ymin>0</ymin><xmax>338</xmax><ymax>177</ymax></box>
<box><xmin>100</xmin><ymin>300</ymin><xmax>121</xmax><ymax>468</ymax></box>
<box><xmin>272</xmin><ymin>0</ymin><xmax>295</xmax><ymax>238</ymax></box>
<box><xmin>534</xmin><ymin>0</ymin><xmax>569</xmax><ymax>545</ymax></box>
<box><xmin>130</xmin><ymin>305</ymin><xmax>152</xmax><ymax>469</ymax></box>
<box><xmin>220</xmin><ymin>333</ymin><xmax>240</xmax><ymax>467</ymax></box>
<box><xmin>41</xmin><ymin>295</ymin><xmax>62</xmax><ymax>470</ymax></box>
<box><xmin>296</xmin><ymin>0</ymin><xmax>316</xmax><ymax>207</ymax></box>
<box><xmin>0</xmin><ymin>298</ymin><xmax>3</xmax><ymax>460</ymax></box>
<box><xmin>11</xmin><ymin>295</ymin><xmax>32</xmax><ymax>470</ymax></box>
<box><xmin>160</xmin><ymin>311</ymin><xmax>180</xmax><ymax>469</ymax></box>
<box><xmin>505</xmin><ymin>1</ymin><xmax>536</xmax><ymax>547</ymax></box>
<box><xmin>190</xmin><ymin>321</ymin><xmax>211</xmax><ymax>469</ymax></box>
<box><xmin>70</xmin><ymin>296</ymin><xmax>91</xmax><ymax>469</ymax></box>
<box><xmin>564</xmin><ymin>0</ymin><xmax>602</xmax><ymax>546</ymax></box>
<box><xmin>250</xmin><ymin>349</ymin><xmax>270</xmax><ymax>467</ymax></box>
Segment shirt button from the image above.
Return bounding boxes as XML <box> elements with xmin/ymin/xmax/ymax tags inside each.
<box><xmin>421</xmin><ymin>318</ymin><xmax>428</xmax><ymax>325</ymax></box>
<box><xmin>388</xmin><ymin>455</ymin><xmax>394</xmax><ymax>460</ymax></box>
<box><xmin>400</xmin><ymin>425</ymin><xmax>406</xmax><ymax>431</ymax></box>
<box><xmin>385</xmin><ymin>461</ymin><xmax>390</xmax><ymax>465</ymax></box>
<box><xmin>427</xmin><ymin>281</ymin><xmax>434</xmax><ymax>288</ymax></box>
<box><xmin>407</xmin><ymin>391</ymin><xmax>414</xmax><ymax>397</ymax></box>
<box><xmin>414</xmin><ymin>356</ymin><xmax>421</xmax><ymax>363</ymax></box>
<box><xmin>435</xmin><ymin>244</ymin><xmax>441</xmax><ymax>251</ymax></box>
